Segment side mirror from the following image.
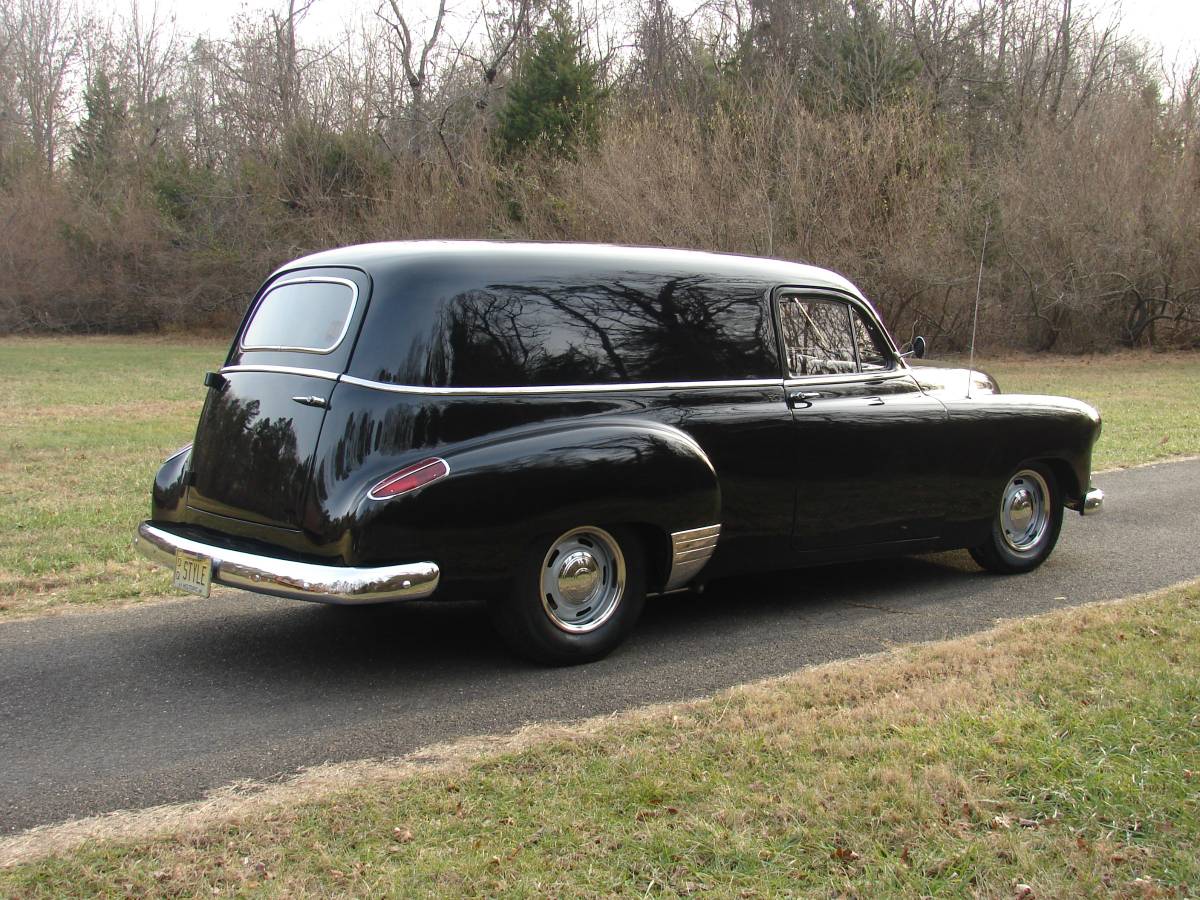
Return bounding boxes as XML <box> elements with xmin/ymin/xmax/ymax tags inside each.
<box><xmin>901</xmin><ymin>335</ymin><xmax>927</xmax><ymax>360</ymax></box>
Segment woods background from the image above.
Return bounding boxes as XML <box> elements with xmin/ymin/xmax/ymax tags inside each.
<box><xmin>0</xmin><ymin>0</ymin><xmax>1197</xmax><ymax>351</ymax></box>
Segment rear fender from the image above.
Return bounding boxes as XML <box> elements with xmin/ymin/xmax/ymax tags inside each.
<box><xmin>351</xmin><ymin>419</ymin><xmax>722</xmax><ymax>586</ymax></box>
<box><xmin>151</xmin><ymin>445</ymin><xmax>192</xmax><ymax>522</ymax></box>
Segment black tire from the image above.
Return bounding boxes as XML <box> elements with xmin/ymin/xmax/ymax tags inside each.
<box><xmin>488</xmin><ymin>525</ymin><xmax>646</xmax><ymax>665</ymax></box>
<box><xmin>969</xmin><ymin>462</ymin><xmax>1063</xmax><ymax>574</ymax></box>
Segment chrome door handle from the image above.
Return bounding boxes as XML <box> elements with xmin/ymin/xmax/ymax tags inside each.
<box><xmin>292</xmin><ymin>395</ymin><xmax>329</xmax><ymax>409</ymax></box>
<box><xmin>866</xmin><ymin>396</ymin><xmax>885</xmax><ymax>406</ymax></box>
<box><xmin>787</xmin><ymin>390</ymin><xmax>823</xmax><ymax>407</ymax></box>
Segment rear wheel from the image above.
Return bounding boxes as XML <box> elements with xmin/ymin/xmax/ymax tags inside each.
<box><xmin>489</xmin><ymin>525</ymin><xmax>646</xmax><ymax>665</ymax></box>
<box><xmin>969</xmin><ymin>463</ymin><xmax>1063</xmax><ymax>574</ymax></box>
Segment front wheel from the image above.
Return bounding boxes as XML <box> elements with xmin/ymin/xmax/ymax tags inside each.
<box><xmin>970</xmin><ymin>464</ymin><xmax>1063</xmax><ymax>574</ymax></box>
<box><xmin>489</xmin><ymin>525</ymin><xmax>646</xmax><ymax>665</ymax></box>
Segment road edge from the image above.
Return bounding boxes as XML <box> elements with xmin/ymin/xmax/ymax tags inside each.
<box><xmin>3</xmin><ymin>577</ymin><xmax>1197</xmax><ymax>869</ymax></box>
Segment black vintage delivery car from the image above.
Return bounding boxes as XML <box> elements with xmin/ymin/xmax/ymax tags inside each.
<box><xmin>135</xmin><ymin>242</ymin><xmax>1103</xmax><ymax>663</ymax></box>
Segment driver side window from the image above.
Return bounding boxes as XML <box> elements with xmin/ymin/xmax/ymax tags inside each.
<box><xmin>778</xmin><ymin>295</ymin><xmax>892</xmax><ymax>377</ymax></box>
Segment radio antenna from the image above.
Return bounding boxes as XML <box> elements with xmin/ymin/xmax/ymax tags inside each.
<box><xmin>967</xmin><ymin>215</ymin><xmax>990</xmax><ymax>399</ymax></box>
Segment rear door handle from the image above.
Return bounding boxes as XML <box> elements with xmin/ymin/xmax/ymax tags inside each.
<box><xmin>292</xmin><ymin>395</ymin><xmax>329</xmax><ymax>409</ymax></box>
<box><xmin>866</xmin><ymin>396</ymin><xmax>885</xmax><ymax>406</ymax></box>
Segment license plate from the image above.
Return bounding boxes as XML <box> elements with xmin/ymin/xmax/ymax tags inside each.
<box><xmin>173</xmin><ymin>549</ymin><xmax>212</xmax><ymax>597</ymax></box>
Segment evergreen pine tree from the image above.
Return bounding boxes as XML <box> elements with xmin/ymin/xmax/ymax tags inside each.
<box><xmin>71</xmin><ymin>71</ymin><xmax>128</xmax><ymax>199</ymax></box>
<box><xmin>494</xmin><ymin>10</ymin><xmax>604</xmax><ymax>161</ymax></box>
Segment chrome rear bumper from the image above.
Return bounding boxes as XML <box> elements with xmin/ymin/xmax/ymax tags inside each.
<box><xmin>134</xmin><ymin>521</ymin><xmax>439</xmax><ymax>604</ymax></box>
<box><xmin>1081</xmin><ymin>487</ymin><xmax>1104</xmax><ymax>516</ymax></box>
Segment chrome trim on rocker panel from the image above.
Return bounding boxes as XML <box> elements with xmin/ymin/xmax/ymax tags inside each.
<box><xmin>664</xmin><ymin>524</ymin><xmax>721</xmax><ymax>591</ymax></box>
<box><xmin>338</xmin><ymin>374</ymin><xmax>781</xmax><ymax>396</ymax></box>
<box><xmin>220</xmin><ymin>364</ymin><xmax>340</xmax><ymax>381</ymax></box>
<box><xmin>134</xmin><ymin>521</ymin><xmax>439</xmax><ymax>604</ymax></box>
<box><xmin>240</xmin><ymin>276</ymin><xmax>360</xmax><ymax>354</ymax></box>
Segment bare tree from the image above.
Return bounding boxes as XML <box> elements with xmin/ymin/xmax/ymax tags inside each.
<box><xmin>377</xmin><ymin>0</ymin><xmax>447</xmax><ymax>155</ymax></box>
<box><xmin>6</xmin><ymin>0</ymin><xmax>79</xmax><ymax>174</ymax></box>
<box><xmin>119</xmin><ymin>0</ymin><xmax>179</xmax><ymax>158</ymax></box>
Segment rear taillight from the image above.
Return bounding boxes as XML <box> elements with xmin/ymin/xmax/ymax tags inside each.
<box><xmin>368</xmin><ymin>458</ymin><xmax>450</xmax><ymax>500</ymax></box>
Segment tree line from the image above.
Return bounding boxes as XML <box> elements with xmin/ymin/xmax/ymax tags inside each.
<box><xmin>0</xmin><ymin>0</ymin><xmax>1197</xmax><ymax>351</ymax></box>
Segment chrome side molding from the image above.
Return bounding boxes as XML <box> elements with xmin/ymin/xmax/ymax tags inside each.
<box><xmin>338</xmin><ymin>373</ymin><xmax>781</xmax><ymax>396</ymax></box>
<box><xmin>220</xmin><ymin>364</ymin><xmax>340</xmax><ymax>381</ymax></box>
<box><xmin>134</xmin><ymin>521</ymin><xmax>439</xmax><ymax>604</ymax></box>
<box><xmin>664</xmin><ymin>524</ymin><xmax>721</xmax><ymax>591</ymax></box>
<box><xmin>1081</xmin><ymin>487</ymin><xmax>1104</xmax><ymax>516</ymax></box>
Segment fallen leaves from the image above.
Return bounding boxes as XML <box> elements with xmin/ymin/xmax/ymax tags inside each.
<box><xmin>830</xmin><ymin>843</ymin><xmax>860</xmax><ymax>863</ymax></box>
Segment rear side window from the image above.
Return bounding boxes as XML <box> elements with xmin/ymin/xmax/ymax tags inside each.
<box><xmin>432</xmin><ymin>276</ymin><xmax>778</xmax><ymax>387</ymax></box>
<box><xmin>242</xmin><ymin>278</ymin><xmax>357</xmax><ymax>353</ymax></box>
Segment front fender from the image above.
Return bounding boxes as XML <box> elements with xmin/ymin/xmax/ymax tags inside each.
<box><xmin>940</xmin><ymin>393</ymin><xmax>1101</xmax><ymax>522</ymax></box>
<box><xmin>351</xmin><ymin>419</ymin><xmax>721</xmax><ymax>583</ymax></box>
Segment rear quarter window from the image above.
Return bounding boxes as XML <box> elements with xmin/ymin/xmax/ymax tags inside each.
<box><xmin>242</xmin><ymin>278</ymin><xmax>358</xmax><ymax>353</ymax></box>
<box><xmin>430</xmin><ymin>276</ymin><xmax>778</xmax><ymax>387</ymax></box>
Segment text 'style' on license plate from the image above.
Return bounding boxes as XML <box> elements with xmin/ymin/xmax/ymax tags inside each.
<box><xmin>173</xmin><ymin>549</ymin><xmax>212</xmax><ymax>597</ymax></box>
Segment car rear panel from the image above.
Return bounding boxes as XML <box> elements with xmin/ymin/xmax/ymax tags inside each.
<box><xmin>182</xmin><ymin>266</ymin><xmax>370</xmax><ymax>544</ymax></box>
<box><xmin>186</xmin><ymin>368</ymin><xmax>336</xmax><ymax>530</ymax></box>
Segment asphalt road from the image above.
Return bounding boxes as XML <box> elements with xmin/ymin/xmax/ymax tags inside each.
<box><xmin>3</xmin><ymin>459</ymin><xmax>1199</xmax><ymax>834</ymax></box>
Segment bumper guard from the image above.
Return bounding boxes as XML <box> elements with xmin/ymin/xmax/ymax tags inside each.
<box><xmin>1081</xmin><ymin>487</ymin><xmax>1104</xmax><ymax>516</ymax></box>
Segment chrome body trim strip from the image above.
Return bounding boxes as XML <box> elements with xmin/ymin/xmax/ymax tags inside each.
<box><xmin>134</xmin><ymin>521</ymin><xmax>439</xmax><ymax>604</ymax></box>
<box><xmin>664</xmin><ymin>524</ymin><xmax>721</xmax><ymax>591</ymax></box>
<box><xmin>1081</xmin><ymin>487</ymin><xmax>1104</xmax><ymax>516</ymax></box>
<box><xmin>220</xmin><ymin>364</ymin><xmax>340</xmax><ymax>381</ymax></box>
<box><xmin>240</xmin><ymin>276</ymin><xmax>360</xmax><ymax>354</ymax></box>
<box><xmin>338</xmin><ymin>374</ymin><xmax>781</xmax><ymax>396</ymax></box>
<box><xmin>164</xmin><ymin>442</ymin><xmax>193</xmax><ymax>463</ymax></box>
<box><xmin>782</xmin><ymin>370</ymin><xmax>908</xmax><ymax>388</ymax></box>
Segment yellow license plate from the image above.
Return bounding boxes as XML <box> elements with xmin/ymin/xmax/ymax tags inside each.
<box><xmin>173</xmin><ymin>549</ymin><xmax>212</xmax><ymax>597</ymax></box>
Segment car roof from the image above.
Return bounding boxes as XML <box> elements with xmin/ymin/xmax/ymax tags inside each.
<box><xmin>275</xmin><ymin>240</ymin><xmax>865</xmax><ymax>299</ymax></box>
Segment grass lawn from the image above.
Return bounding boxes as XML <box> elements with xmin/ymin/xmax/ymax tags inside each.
<box><xmin>2</xmin><ymin>581</ymin><xmax>1196</xmax><ymax>896</ymax></box>
<box><xmin>0</xmin><ymin>337</ymin><xmax>225</xmax><ymax>618</ymax></box>
<box><xmin>1</xmin><ymin>339</ymin><xmax>1198</xmax><ymax>619</ymax></box>
<box><xmin>972</xmin><ymin>353</ymin><xmax>1200</xmax><ymax>473</ymax></box>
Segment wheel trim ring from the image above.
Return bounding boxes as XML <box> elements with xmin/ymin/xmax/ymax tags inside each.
<box><xmin>999</xmin><ymin>469</ymin><xmax>1051</xmax><ymax>554</ymax></box>
<box><xmin>539</xmin><ymin>527</ymin><xmax>626</xmax><ymax>634</ymax></box>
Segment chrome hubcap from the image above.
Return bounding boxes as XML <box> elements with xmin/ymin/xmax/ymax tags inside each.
<box><xmin>1000</xmin><ymin>469</ymin><xmax>1050</xmax><ymax>554</ymax></box>
<box><xmin>540</xmin><ymin>527</ymin><xmax>625</xmax><ymax>634</ymax></box>
<box><xmin>557</xmin><ymin>550</ymin><xmax>601</xmax><ymax>604</ymax></box>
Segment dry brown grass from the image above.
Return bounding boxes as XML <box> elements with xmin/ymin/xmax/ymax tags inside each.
<box><xmin>3</xmin><ymin>88</ymin><xmax>1197</xmax><ymax>352</ymax></box>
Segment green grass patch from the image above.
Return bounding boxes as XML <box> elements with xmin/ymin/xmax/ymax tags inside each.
<box><xmin>3</xmin><ymin>583</ymin><xmax>1197</xmax><ymax>896</ymax></box>
<box><xmin>0</xmin><ymin>337</ymin><xmax>225</xmax><ymax>617</ymax></box>
<box><xmin>0</xmin><ymin>339</ymin><xmax>1197</xmax><ymax>618</ymax></box>
<box><xmin>979</xmin><ymin>352</ymin><xmax>1200</xmax><ymax>472</ymax></box>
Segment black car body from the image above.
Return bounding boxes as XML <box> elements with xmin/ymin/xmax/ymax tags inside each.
<box><xmin>136</xmin><ymin>241</ymin><xmax>1103</xmax><ymax>663</ymax></box>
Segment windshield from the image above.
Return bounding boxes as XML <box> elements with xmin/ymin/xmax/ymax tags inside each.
<box><xmin>241</xmin><ymin>278</ymin><xmax>358</xmax><ymax>353</ymax></box>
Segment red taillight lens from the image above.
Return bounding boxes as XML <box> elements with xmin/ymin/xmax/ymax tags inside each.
<box><xmin>368</xmin><ymin>458</ymin><xmax>450</xmax><ymax>500</ymax></box>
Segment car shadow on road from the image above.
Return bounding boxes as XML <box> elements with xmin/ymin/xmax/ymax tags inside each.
<box><xmin>143</xmin><ymin>549</ymin><xmax>985</xmax><ymax>688</ymax></box>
